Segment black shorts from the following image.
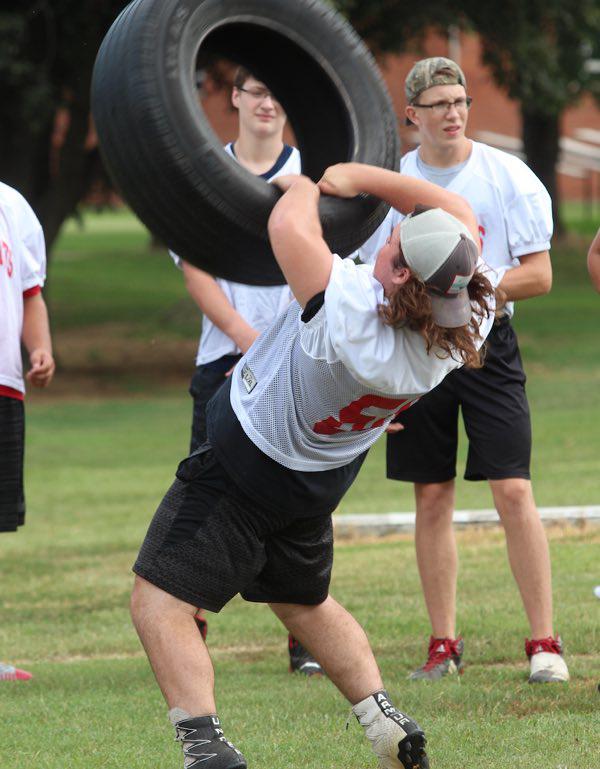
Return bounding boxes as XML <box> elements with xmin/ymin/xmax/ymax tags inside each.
<box><xmin>188</xmin><ymin>355</ymin><xmax>242</xmax><ymax>452</ymax></box>
<box><xmin>386</xmin><ymin>318</ymin><xmax>531</xmax><ymax>483</ymax></box>
<box><xmin>133</xmin><ymin>445</ymin><xmax>333</xmax><ymax>611</ymax></box>
<box><xmin>0</xmin><ymin>396</ymin><xmax>26</xmax><ymax>533</ymax></box>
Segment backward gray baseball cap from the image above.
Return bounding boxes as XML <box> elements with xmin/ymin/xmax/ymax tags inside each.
<box><xmin>400</xmin><ymin>207</ymin><xmax>478</xmax><ymax>328</ymax></box>
<box><xmin>405</xmin><ymin>57</ymin><xmax>467</xmax><ymax>125</ymax></box>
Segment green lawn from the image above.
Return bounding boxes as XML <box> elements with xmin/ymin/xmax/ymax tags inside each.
<box><xmin>1</xmin><ymin>464</ymin><xmax>599</xmax><ymax>769</ymax></box>
<box><xmin>44</xmin><ymin>207</ymin><xmax>600</xmax><ymax>513</ymax></box>
<box><xmin>0</xmin><ymin>209</ymin><xmax>599</xmax><ymax>768</ymax></box>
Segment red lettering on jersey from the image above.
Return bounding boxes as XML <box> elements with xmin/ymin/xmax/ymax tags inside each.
<box><xmin>314</xmin><ymin>393</ymin><xmax>418</xmax><ymax>435</ymax></box>
<box><xmin>0</xmin><ymin>240</ymin><xmax>13</xmax><ymax>278</ymax></box>
<box><xmin>478</xmin><ymin>225</ymin><xmax>486</xmax><ymax>251</ymax></box>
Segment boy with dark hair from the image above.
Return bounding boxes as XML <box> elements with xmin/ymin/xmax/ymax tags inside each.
<box><xmin>170</xmin><ymin>67</ymin><xmax>320</xmax><ymax>674</ymax></box>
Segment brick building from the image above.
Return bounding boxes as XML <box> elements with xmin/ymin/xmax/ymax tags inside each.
<box><xmin>201</xmin><ymin>29</ymin><xmax>600</xmax><ymax>202</ymax></box>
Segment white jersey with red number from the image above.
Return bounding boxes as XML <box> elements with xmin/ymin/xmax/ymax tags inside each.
<box><xmin>358</xmin><ymin>141</ymin><xmax>553</xmax><ymax>318</ymax></box>
<box><xmin>229</xmin><ymin>255</ymin><xmax>494</xmax><ymax>471</ymax></box>
<box><xmin>171</xmin><ymin>143</ymin><xmax>300</xmax><ymax>365</ymax></box>
<box><xmin>0</xmin><ymin>183</ymin><xmax>46</xmax><ymax>396</ymax></box>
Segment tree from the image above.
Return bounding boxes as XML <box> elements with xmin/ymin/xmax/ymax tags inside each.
<box><xmin>0</xmin><ymin>1</ymin><xmax>128</xmax><ymax>253</ymax></box>
<box><xmin>336</xmin><ymin>0</ymin><xmax>600</xmax><ymax>231</ymax></box>
<box><xmin>463</xmin><ymin>0</ymin><xmax>600</xmax><ymax>231</ymax></box>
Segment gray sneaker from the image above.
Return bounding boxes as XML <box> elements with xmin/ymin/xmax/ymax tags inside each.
<box><xmin>353</xmin><ymin>689</ymin><xmax>429</xmax><ymax>769</ymax></box>
<box><xmin>409</xmin><ymin>636</ymin><xmax>464</xmax><ymax>680</ymax></box>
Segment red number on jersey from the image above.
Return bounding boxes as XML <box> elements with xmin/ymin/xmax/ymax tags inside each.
<box><xmin>314</xmin><ymin>393</ymin><xmax>418</xmax><ymax>435</ymax></box>
<box><xmin>478</xmin><ymin>224</ymin><xmax>486</xmax><ymax>251</ymax></box>
<box><xmin>0</xmin><ymin>240</ymin><xmax>13</xmax><ymax>278</ymax></box>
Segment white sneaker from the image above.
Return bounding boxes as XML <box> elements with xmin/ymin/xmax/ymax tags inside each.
<box><xmin>352</xmin><ymin>690</ymin><xmax>429</xmax><ymax>769</ymax></box>
<box><xmin>526</xmin><ymin>636</ymin><xmax>570</xmax><ymax>683</ymax></box>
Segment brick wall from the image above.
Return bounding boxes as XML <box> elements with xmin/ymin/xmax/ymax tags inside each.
<box><xmin>202</xmin><ymin>30</ymin><xmax>600</xmax><ymax>201</ymax></box>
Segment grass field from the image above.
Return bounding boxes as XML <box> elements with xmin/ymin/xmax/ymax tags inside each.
<box><xmin>1</xmin><ymin>209</ymin><xmax>599</xmax><ymax>768</ymax></box>
<box><xmin>42</xmin><ymin>207</ymin><xmax>600</xmax><ymax>512</ymax></box>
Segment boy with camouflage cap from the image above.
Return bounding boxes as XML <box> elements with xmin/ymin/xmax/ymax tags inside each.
<box><xmin>360</xmin><ymin>56</ymin><xmax>569</xmax><ymax>685</ymax></box>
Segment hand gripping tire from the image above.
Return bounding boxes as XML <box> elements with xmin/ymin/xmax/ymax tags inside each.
<box><xmin>91</xmin><ymin>0</ymin><xmax>400</xmax><ymax>285</ymax></box>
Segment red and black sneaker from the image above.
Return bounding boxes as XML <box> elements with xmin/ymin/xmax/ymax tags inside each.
<box><xmin>288</xmin><ymin>634</ymin><xmax>324</xmax><ymax>676</ymax></box>
<box><xmin>409</xmin><ymin>636</ymin><xmax>464</xmax><ymax>680</ymax></box>
<box><xmin>195</xmin><ymin>610</ymin><xmax>208</xmax><ymax>642</ymax></box>
<box><xmin>526</xmin><ymin>635</ymin><xmax>569</xmax><ymax>683</ymax></box>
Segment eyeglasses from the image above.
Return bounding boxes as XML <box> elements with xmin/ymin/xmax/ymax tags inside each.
<box><xmin>411</xmin><ymin>97</ymin><xmax>473</xmax><ymax>115</ymax></box>
<box><xmin>237</xmin><ymin>86</ymin><xmax>279</xmax><ymax>105</ymax></box>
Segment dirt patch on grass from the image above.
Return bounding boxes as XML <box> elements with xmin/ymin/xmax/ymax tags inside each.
<box><xmin>54</xmin><ymin>324</ymin><xmax>197</xmax><ymax>372</ymax></box>
<box><xmin>28</xmin><ymin>324</ymin><xmax>198</xmax><ymax>399</ymax></box>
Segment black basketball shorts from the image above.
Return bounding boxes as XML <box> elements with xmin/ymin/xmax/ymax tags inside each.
<box><xmin>188</xmin><ymin>354</ymin><xmax>242</xmax><ymax>453</ymax></box>
<box><xmin>387</xmin><ymin>318</ymin><xmax>532</xmax><ymax>483</ymax></box>
<box><xmin>0</xmin><ymin>396</ymin><xmax>26</xmax><ymax>533</ymax></box>
<box><xmin>133</xmin><ymin>445</ymin><xmax>334</xmax><ymax>611</ymax></box>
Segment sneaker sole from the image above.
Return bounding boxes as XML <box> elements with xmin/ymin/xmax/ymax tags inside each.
<box><xmin>408</xmin><ymin>660</ymin><xmax>464</xmax><ymax>680</ymax></box>
<box><xmin>528</xmin><ymin>672</ymin><xmax>569</xmax><ymax>683</ymax></box>
<box><xmin>398</xmin><ymin>730</ymin><xmax>429</xmax><ymax>769</ymax></box>
<box><xmin>289</xmin><ymin>662</ymin><xmax>324</xmax><ymax>676</ymax></box>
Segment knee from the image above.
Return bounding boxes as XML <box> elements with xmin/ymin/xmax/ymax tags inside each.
<box><xmin>269</xmin><ymin>597</ymin><xmax>330</xmax><ymax>625</ymax></box>
<box><xmin>130</xmin><ymin>575</ymin><xmax>166</xmax><ymax>630</ymax></box>
<box><xmin>415</xmin><ymin>482</ymin><xmax>455</xmax><ymax>523</ymax></box>
<box><xmin>492</xmin><ymin>478</ymin><xmax>535</xmax><ymax>520</ymax></box>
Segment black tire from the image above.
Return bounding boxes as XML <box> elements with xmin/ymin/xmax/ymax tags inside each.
<box><xmin>92</xmin><ymin>0</ymin><xmax>400</xmax><ymax>285</ymax></box>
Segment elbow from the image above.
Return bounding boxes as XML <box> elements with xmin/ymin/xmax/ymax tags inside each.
<box><xmin>538</xmin><ymin>272</ymin><xmax>552</xmax><ymax>296</ymax></box>
<box><xmin>267</xmin><ymin>208</ymin><xmax>289</xmax><ymax>241</ymax></box>
<box><xmin>587</xmin><ymin>252</ymin><xmax>600</xmax><ymax>293</ymax></box>
<box><xmin>590</xmin><ymin>274</ymin><xmax>600</xmax><ymax>294</ymax></box>
<box><xmin>268</xmin><ymin>203</ymin><xmax>304</xmax><ymax>245</ymax></box>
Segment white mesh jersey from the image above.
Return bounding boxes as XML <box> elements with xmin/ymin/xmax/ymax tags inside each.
<box><xmin>230</xmin><ymin>255</ymin><xmax>494</xmax><ymax>472</ymax></box>
<box><xmin>0</xmin><ymin>183</ymin><xmax>46</xmax><ymax>395</ymax></box>
<box><xmin>358</xmin><ymin>141</ymin><xmax>553</xmax><ymax>318</ymax></box>
<box><xmin>170</xmin><ymin>143</ymin><xmax>300</xmax><ymax>364</ymax></box>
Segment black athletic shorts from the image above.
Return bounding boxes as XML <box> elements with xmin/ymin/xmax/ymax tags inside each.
<box><xmin>0</xmin><ymin>396</ymin><xmax>26</xmax><ymax>533</ymax></box>
<box><xmin>386</xmin><ymin>317</ymin><xmax>531</xmax><ymax>483</ymax></box>
<box><xmin>133</xmin><ymin>444</ymin><xmax>333</xmax><ymax>611</ymax></box>
<box><xmin>188</xmin><ymin>354</ymin><xmax>242</xmax><ymax>452</ymax></box>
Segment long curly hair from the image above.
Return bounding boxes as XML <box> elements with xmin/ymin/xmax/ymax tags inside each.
<box><xmin>378</xmin><ymin>254</ymin><xmax>494</xmax><ymax>369</ymax></box>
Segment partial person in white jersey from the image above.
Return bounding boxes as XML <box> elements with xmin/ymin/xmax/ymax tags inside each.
<box><xmin>587</xmin><ymin>226</ymin><xmax>600</xmax><ymax>292</ymax></box>
<box><xmin>359</xmin><ymin>57</ymin><xmax>568</xmax><ymax>685</ymax></box>
<box><xmin>130</xmin><ymin>161</ymin><xmax>497</xmax><ymax>769</ymax></box>
<box><xmin>170</xmin><ymin>66</ymin><xmax>317</xmax><ymax>674</ymax></box>
<box><xmin>0</xmin><ymin>182</ymin><xmax>55</xmax><ymax>682</ymax></box>
<box><xmin>586</xmin><ymin>228</ymin><xmax>600</xmax><ymax>602</ymax></box>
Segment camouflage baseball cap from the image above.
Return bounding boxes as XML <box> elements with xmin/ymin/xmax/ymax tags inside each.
<box><xmin>405</xmin><ymin>57</ymin><xmax>467</xmax><ymax>125</ymax></box>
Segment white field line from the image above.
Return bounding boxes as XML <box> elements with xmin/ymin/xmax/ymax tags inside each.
<box><xmin>333</xmin><ymin>505</ymin><xmax>600</xmax><ymax>536</ymax></box>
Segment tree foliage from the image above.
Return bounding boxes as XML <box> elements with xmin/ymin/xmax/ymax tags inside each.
<box><xmin>336</xmin><ymin>0</ymin><xmax>600</xmax><ymax>226</ymax></box>
<box><xmin>1</xmin><ymin>1</ymin><xmax>597</xmax><ymax>251</ymax></box>
<box><xmin>465</xmin><ymin>0</ymin><xmax>600</xmax><ymax>117</ymax></box>
<box><xmin>0</xmin><ymin>1</ymin><xmax>128</xmax><ymax>251</ymax></box>
<box><xmin>336</xmin><ymin>0</ymin><xmax>600</xmax><ymax>115</ymax></box>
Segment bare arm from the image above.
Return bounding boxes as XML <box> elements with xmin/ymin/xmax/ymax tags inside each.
<box><xmin>319</xmin><ymin>163</ymin><xmax>480</xmax><ymax>246</ymax></box>
<box><xmin>497</xmin><ymin>250</ymin><xmax>552</xmax><ymax>307</ymax></box>
<box><xmin>268</xmin><ymin>176</ymin><xmax>334</xmax><ymax>308</ymax></box>
<box><xmin>181</xmin><ymin>261</ymin><xmax>259</xmax><ymax>353</ymax></box>
<box><xmin>22</xmin><ymin>293</ymin><xmax>55</xmax><ymax>387</ymax></box>
<box><xmin>587</xmin><ymin>228</ymin><xmax>600</xmax><ymax>293</ymax></box>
